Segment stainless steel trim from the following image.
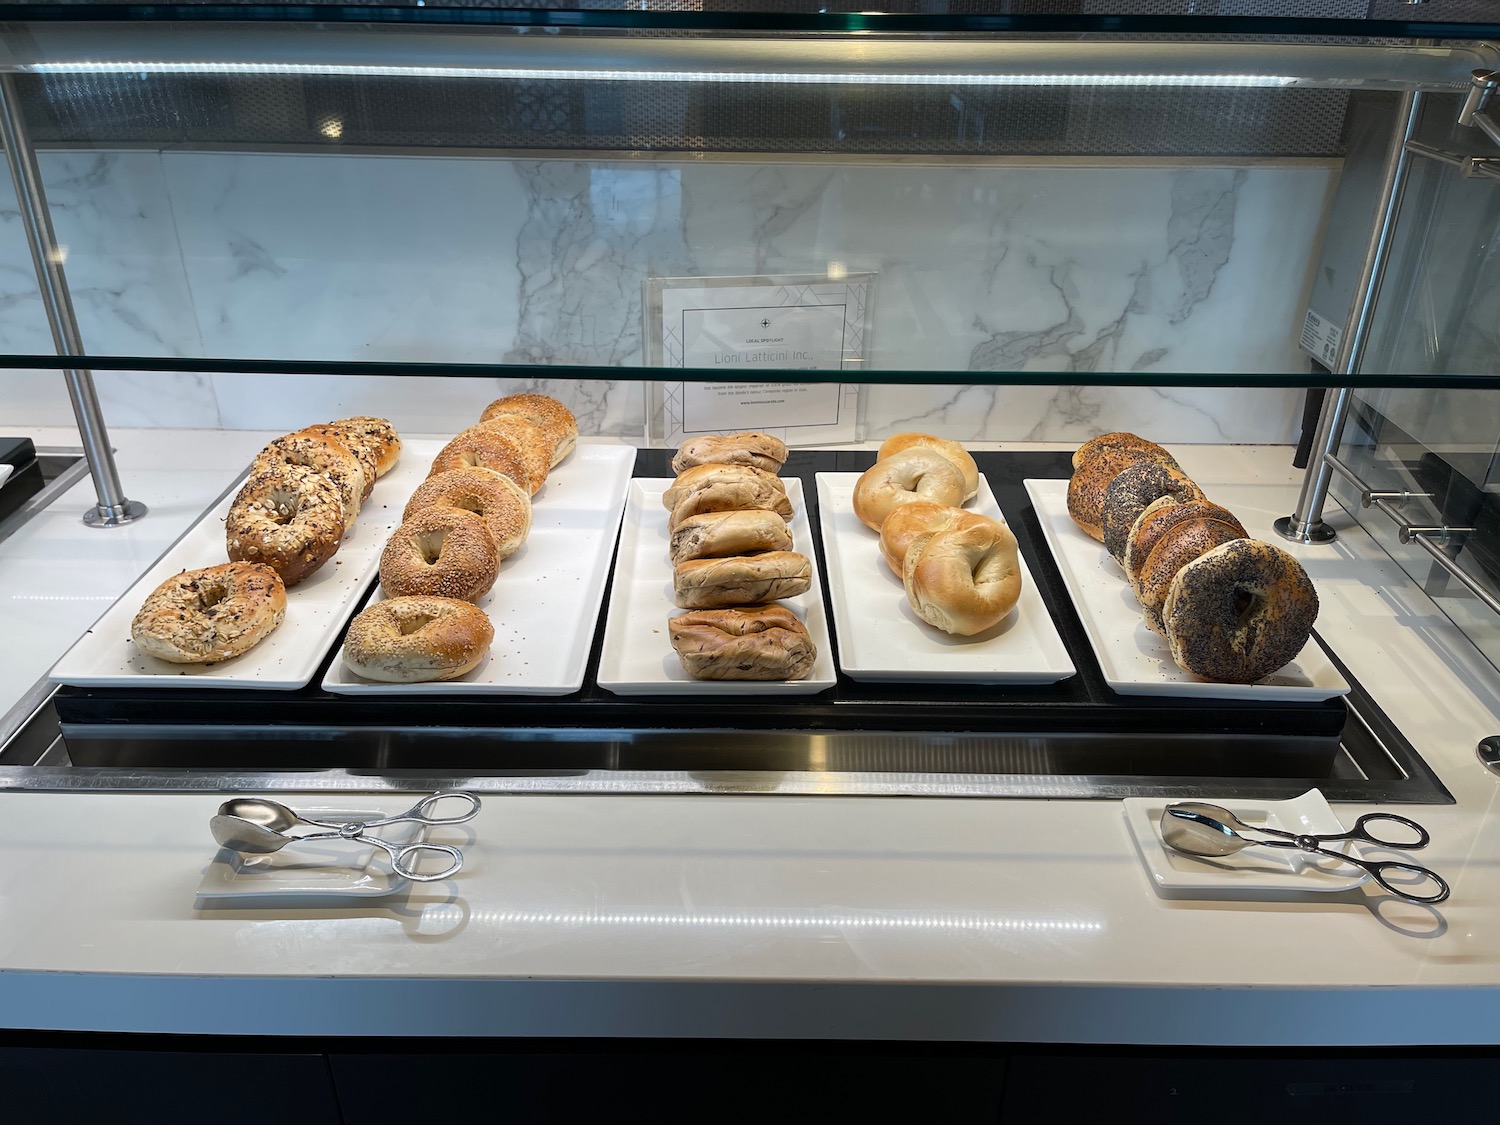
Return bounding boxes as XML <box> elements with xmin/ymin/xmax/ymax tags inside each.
<box><xmin>1279</xmin><ymin>87</ymin><xmax>1426</xmax><ymax>546</ymax></box>
<box><xmin>1403</xmin><ymin>140</ymin><xmax>1500</xmax><ymax>180</ymax></box>
<box><xmin>0</xmin><ymin>26</ymin><xmax>1490</xmax><ymax>90</ymax></box>
<box><xmin>0</xmin><ymin>72</ymin><xmax>145</xmax><ymax>528</ymax></box>
<box><xmin>1412</xmin><ymin>532</ymin><xmax>1500</xmax><ymax>616</ymax></box>
<box><xmin>0</xmin><ymin>449</ymin><xmax>86</xmax><ymax>549</ymax></box>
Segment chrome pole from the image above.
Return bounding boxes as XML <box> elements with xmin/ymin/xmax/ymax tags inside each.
<box><xmin>1277</xmin><ymin>88</ymin><xmax>1425</xmax><ymax>546</ymax></box>
<box><xmin>0</xmin><ymin>73</ymin><xmax>145</xmax><ymax>527</ymax></box>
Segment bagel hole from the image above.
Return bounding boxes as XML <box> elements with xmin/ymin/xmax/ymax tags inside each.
<box><xmin>197</xmin><ymin>583</ymin><xmax>229</xmax><ymax>612</ymax></box>
<box><xmin>268</xmin><ymin>488</ymin><xmax>299</xmax><ymax>523</ymax></box>
<box><xmin>1233</xmin><ymin>585</ymin><xmax>1263</xmax><ymax>624</ymax></box>
<box><xmin>396</xmin><ymin>613</ymin><xmax>436</xmax><ymax>635</ymax></box>
<box><xmin>415</xmin><ymin>529</ymin><xmax>448</xmax><ymax>564</ymax></box>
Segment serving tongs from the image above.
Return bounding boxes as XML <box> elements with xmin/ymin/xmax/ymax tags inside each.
<box><xmin>210</xmin><ymin>790</ymin><xmax>480</xmax><ymax>882</ymax></box>
<box><xmin>1160</xmin><ymin>801</ymin><xmax>1450</xmax><ymax>904</ymax></box>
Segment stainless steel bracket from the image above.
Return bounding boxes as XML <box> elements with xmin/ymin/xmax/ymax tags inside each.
<box><xmin>1458</xmin><ymin>68</ymin><xmax>1500</xmax><ymax>147</ymax></box>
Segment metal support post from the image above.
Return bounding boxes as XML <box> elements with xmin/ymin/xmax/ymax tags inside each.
<box><xmin>1277</xmin><ymin>88</ymin><xmax>1425</xmax><ymax>546</ymax></box>
<box><xmin>0</xmin><ymin>73</ymin><xmax>145</xmax><ymax>527</ymax></box>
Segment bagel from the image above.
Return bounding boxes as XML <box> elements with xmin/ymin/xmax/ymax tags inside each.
<box><xmin>1100</xmin><ymin>461</ymin><xmax>1206</xmax><ymax>564</ymax></box>
<box><xmin>343</xmin><ymin>595</ymin><xmax>494</xmax><ymax>683</ymax></box>
<box><xmin>852</xmin><ymin>448</ymin><xmax>966</xmax><ymax>531</ymax></box>
<box><xmin>877</xmin><ymin>433</ymin><xmax>979</xmax><ymax>502</ymax></box>
<box><xmin>403</xmin><ymin>467</ymin><xmax>532</xmax><ymax>560</ymax></box>
<box><xmin>1135</xmin><ymin>517</ymin><xmax>1247</xmax><ymax>634</ymax></box>
<box><xmin>1072</xmin><ymin>432</ymin><xmax>1178</xmax><ymax>472</ymax></box>
<box><xmin>1066</xmin><ymin>445</ymin><xmax>1161</xmax><ymax>541</ymax></box>
<box><xmin>428</xmin><ymin>427</ymin><xmax>540</xmax><ymax>496</ymax></box>
<box><xmin>663</xmin><ymin>464</ymin><xmax>788</xmax><ymax>511</ymax></box>
<box><xmin>380</xmin><ymin>506</ymin><xmax>501</xmax><ymax>603</ymax></box>
<box><xmin>671</xmin><ymin>432</ymin><xmax>789</xmax><ymax>475</ymax></box>
<box><xmin>307</xmin><ymin>417</ymin><xmax>400</xmax><ymax>488</ymax></box>
<box><xmin>130</xmin><ymin>562</ymin><xmax>286</xmax><ymax>664</ymax></box>
<box><xmin>664</xmin><ymin>465</ymin><xmax>794</xmax><ymax>530</ymax></box>
<box><xmin>225</xmin><ymin>463</ymin><xmax>346</xmax><ymax>586</ymax></box>
<box><xmin>1123</xmin><ymin>497</ymin><xmax>1246</xmax><ymax>588</ymax></box>
<box><xmin>878</xmin><ymin>501</ymin><xmax>992</xmax><ymax>577</ymax></box>
<box><xmin>480</xmin><ymin>393</ymin><xmax>578</xmax><ymax>467</ymax></box>
<box><xmin>673</xmin><ymin>551</ymin><xmax>812</xmax><ymax>609</ymax></box>
<box><xmin>669</xmin><ymin>508</ymin><xmax>792</xmax><ymax>566</ymax></box>
<box><xmin>901</xmin><ymin>517</ymin><xmax>1022</xmax><ymax>636</ymax></box>
<box><xmin>1164</xmin><ymin>539</ymin><xmax>1319</xmax><ymax>683</ymax></box>
<box><xmin>473</xmin><ymin>414</ymin><xmax>553</xmax><ymax>492</ymax></box>
<box><xmin>252</xmin><ymin>431</ymin><xmax>365</xmax><ymax>525</ymax></box>
<box><xmin>301</xmin><ymin>424</ymin><xmax>376</xmax><ymax>500</ymax></box>
<box><xmin>668</xmin><ymin>604</ymin><xmax>816</xmax><ymax>681</ymax></box>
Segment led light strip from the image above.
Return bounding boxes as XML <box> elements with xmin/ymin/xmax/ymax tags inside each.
<box><xmin>30</xmin><ymin>61</ymin><xmax>1304</xmax><ymax>87</ymax></box>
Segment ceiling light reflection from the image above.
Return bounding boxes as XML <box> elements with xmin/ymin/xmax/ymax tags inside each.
<box><xmin>467</xmin><ymin>908</ymin><xmax>1104</xmax><ymax>933</ymax></box>
<box><xmin>30</xmin><ymin>62</ymin><xmax>1302</xmax><ymax>88</ymax></box>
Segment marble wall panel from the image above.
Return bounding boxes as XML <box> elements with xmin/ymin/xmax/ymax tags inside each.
<box><xmin>0</xmin><ymin>150</ymin><xmax>1335</xmax><ymax>445</ymax></box>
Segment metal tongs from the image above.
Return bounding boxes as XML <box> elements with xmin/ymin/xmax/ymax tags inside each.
<box><xmin>1160</xmin><ymin>801</ymin><xmax>1450</xmax><ymax>904</ymax></box>
<box><xmin>210</xmin><ymin>790</ymin><xmax>480</xmax><ymax>882</ymax></box>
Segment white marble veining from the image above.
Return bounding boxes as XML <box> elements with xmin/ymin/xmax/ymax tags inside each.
<box><xmin>0</xmin><ymin>151</ymin><xmax>1335</xmax><ymax>444</ymax></box>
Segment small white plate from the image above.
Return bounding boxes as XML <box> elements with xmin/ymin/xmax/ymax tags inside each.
<box><xmin>597</xmin><ymin>477</ymin><xmax>837</xmax><ymax>695</ymax></box>
<box><xmin>0</xmin><ymin>463</ymin><xmax>13</xmax><ymax>489</ymax></box>
<box><xmin>196</xmin><ymin>810</ymin><xmax>426</xmax><ymax>899</ymax></box>
<box><xmin>49</xmin><ymin>439</ymin><xmax>443</xmax><ymax>690</ymax></box>
<box><xmin>1122</xmin><ymin>789</ymin><xmax>1367</xmax><ymax>895</ymax></box>
<box><xmin>815</xmin><ymin>472</ymin><xmax>1074</xmax><ymax>684</ymax></box>
<box><xmin>322</xmin><ymin>442</ymin><xmax>635</xmax><ymax>696</ymax></box>
<box><xmin>1024</xmin><ymin>478</ymin><xmax>1350</xmax><ymax>701</ymax></box>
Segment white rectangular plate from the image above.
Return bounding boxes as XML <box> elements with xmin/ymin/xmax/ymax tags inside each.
<box><xmin>1122</xmin><ymin>789</ymin><xmax>1366</xmax><ymax>894</ymax></box>
<box><xmin>597</xmin><ymin>477</ymin><xmax>836</xmax><ymax>695</ymax></box>
<box><xmin>815</xmin><ymin>473</ymin><xmax>1074</xmax><ymax>684</ymax></box>
<box><xmin>322</xmin><ymin>443</ymin><xmax>635</xmax><ymax>696</ymax></box>
<box><xmin>196</xmin><ymin>810</ymin><xmax>425</xmax><ymax>899</ymax></box>
<box><xmin>1024</xmin><ymin>478</ymin><xmax>1349</xmax><ymax>701</ymax></box>
<box><xmin>49</xmin><ymin>439</ymin><xmax>443</xmax><ymax>690</ymax></box>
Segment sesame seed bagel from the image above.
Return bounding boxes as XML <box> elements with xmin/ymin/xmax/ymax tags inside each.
<box><xmin>429</xmin><ymin>426</ymin><xmax>538</xmax><ymax>497</ymax></box>
<box><xmin>343</xmin><ymin>595</ymin><xmax>494</xmax><ymax>683</ymax></box>
<box><xmin>473</xmin><ymin>414</ymin><xmax>553</xmax><ymax>493</ymax></box>
<box><xmin>1163</xmin><ymin>538</ymin><xmax>1319</xmax><ymax>683</ymax></box>
<box><xmin>480</xmin><ymin>393</ymin><xmax>578</xmax><ymax>468</ymax></box>
<box><xmin>404</xmin><ymin>467</ymin><xmax>532</xmax><ymax>561</ymax></box>
<box><xmin>380</xmin><ymin>506</ymin><xmax>501</xmax><ymax>603</ymax></box>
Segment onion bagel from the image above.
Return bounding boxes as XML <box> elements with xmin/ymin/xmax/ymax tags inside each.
<box><xmin>673</xmin><ymin>550</ymin><xmax>812</xmax><ymax>609</ymax></box>
<box><xmin>380</xmin><ymin>506</ymin><xmax>501</xmax><ymax>603</ymax></box>
<box><xmin>1164</xmin><ymin>539</ymin><xmax>1319</xmax><ymax>683</ymax></box>
<box><xmin>404</xmin><ymin>467</ymin><xmax>532</xmax><ymax>560</ymax></box>
<box><xmin>901</xmin><ymin>517</ymin><xmax>1022</xmax><ymax>636</ymax></box>
<box><xmin>343</xmin><ymin>595</ymin><xmax>494</xmax><ymax>683</ymax></box>
<box><xmin>671</xmin><ymin>432</ymin><xmax>789</xmax><ymax>475</ymax></box>
<box><xmin>669</xmin><ymin>603</ymin><xmax>816</xmax><ymax>681</ymax></box>
<box><xmin>130</xmin><ymin>562</ymin><xmax>286</xmax><ymax>665</ymax></box>
<box><xmin>669</xmin><ymin>508</ymin><xmax>792</xmax><ymax>566</ymax></box>
<box><xmin>225</xmin><ymin>463</ymin><xmax>346</xmax><ymax>586</ymax></box>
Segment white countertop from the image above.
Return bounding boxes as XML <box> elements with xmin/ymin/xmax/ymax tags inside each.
<box><xmin>3</xmin><ymin>429</ymin><xmax>1500</xmax><ymax>1045</ymax></box>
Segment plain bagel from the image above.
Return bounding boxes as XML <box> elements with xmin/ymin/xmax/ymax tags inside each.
<box><xmin>852</xmin><ymin>448</ymin><xmax>966</xmax><ymax>531</ymax></box>
<box><xmin>901</xmin><ymin>517</ymin><xmax>1022</xmax><ymax>636</ymax></box>
<box><xmin>878</xmin><ymin>501</ymin><xmax>991</xmax><ymax>577</ymax></box>
<box><xmin>877</xmin><ymin>433</ymin><xmax>979</xmax><ymax>502</ymax></box>
<box><xmin>343</xmin><ymin>595</ymin><xmax>494</xmax><ymax>683</ymax></box>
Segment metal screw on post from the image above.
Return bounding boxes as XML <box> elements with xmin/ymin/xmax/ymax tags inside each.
<box><xmin>1276</xmin><ymin>88</ymin><xmax>1425</xmax><ymax>546</ymax></box>
<box><xmin>0</xmin><ymin>73</ymin><xmax>145</xmax><ymax>528</ymax></box>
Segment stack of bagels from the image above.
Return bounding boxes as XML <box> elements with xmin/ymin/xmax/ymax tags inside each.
<box><xmin>341</xmin><ymin>393</ymin><xmax>579</xmax><ymax>683</ymax></box>
<box><xmin>664</xmin><ymin>432</ymin><xmax>818</xmax><ymax>681</ymax></box>
<box><xmin>129</xmin><ymin>416</ymin><xmax>403</xmax><ymax>665</ymax></box>
<box><xmin>851</xmin><ymin>433</ymin><xmax>1022</xmax><ymax>637</ymax></box>
<box><xmin>1067</xmin><ymin>432</ymin><xmax>1319</xmax><ymax>684</ymax></box>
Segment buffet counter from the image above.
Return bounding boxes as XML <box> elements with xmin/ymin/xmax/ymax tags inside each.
<box><xmin>2</xmin><ymin>427</ymin><xmax>1500</xmax><ymax>1047</ymax></box>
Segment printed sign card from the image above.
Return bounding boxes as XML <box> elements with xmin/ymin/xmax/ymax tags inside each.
<box><xmin>645</xmin><ymin>273</ymin><xmax>873</xmax><ymax>447</ymax></box>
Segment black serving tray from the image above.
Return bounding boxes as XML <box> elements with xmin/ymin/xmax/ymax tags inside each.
<box><xmin>0</xmin><ymin>437</ymin><xmax>45</xmax><ymax>524</ymax></box>
<box><xmin>54</xmin><ymin>449</ymin><xmax>1348</xmax><ymax>775</ymax></box>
